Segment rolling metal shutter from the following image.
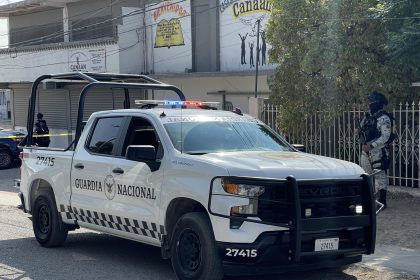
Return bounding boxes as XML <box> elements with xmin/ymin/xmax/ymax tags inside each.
<box><xmin>38</xmin><ymin>89</ymin><xmax>70</xmax><ymax>130</ymax></box>
<box><xmin>12</xmin><ymin>83</ymin><xmax>147</xmax><ymax>131</ymax></box>
<box><xmin>11</xmin><ymin>86</ymin><xmax>30</xmax><ymax>129</ymax></box>
<box><xmin>69</xmin><ymin>86</ymin><xmax>145</xmax><ymax>129</ymax></box>
<box><xmin>11</xmin><ymin>86</ymin><xmax>70</xmax><ymax>130</ymax></box>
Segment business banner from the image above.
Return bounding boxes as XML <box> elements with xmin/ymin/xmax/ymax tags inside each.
<box><xmin>219</xmin><ymin>0</ymin><xmax>275</xmax><ymax>71</ymax></box>
<box><xmin>146</xmin><ymin>0</ymin><xmax>192</xmax><ymax>73</ymax></box>
<box><xmin>68</xmin><ymin>48</ymin><xmax>106</xmax><ymax>72</ymax></box>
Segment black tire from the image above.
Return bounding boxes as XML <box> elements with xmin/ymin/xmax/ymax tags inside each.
<box><xmin>171</xmin><ymin>212</ymin><xmax>223</xmax><ymax>280</ymax></box>
<box><xmin>0</xmin><ymin>149</ymin><xmax>13</xmax><ymax>169</ymax></box>
<box><xmin>32</xmin><ymin>190</ymin><xmax>68</xmax><ymax>247</ymax></box>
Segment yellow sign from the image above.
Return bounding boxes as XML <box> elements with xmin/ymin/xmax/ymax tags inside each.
<box><xmin>229</xmin><ymin>0</ymin><xmax>273</xmax><ymax>18</ymax></box>
<box><xmin>154</xmin><ymin>18</ymin><xmax>185</xmax><ymax>48</ymax></box>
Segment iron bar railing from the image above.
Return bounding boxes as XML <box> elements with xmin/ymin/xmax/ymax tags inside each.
<box><xmin>262</xmin><ymin>102</ymin><xmax>420</xmax><ymax>188</ymax></box>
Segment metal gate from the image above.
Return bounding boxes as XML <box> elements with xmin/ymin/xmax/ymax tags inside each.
<box><xmin>263</xmin><ymin>102</ymin><xmax>420</xmax><ymax>188</ymax></box>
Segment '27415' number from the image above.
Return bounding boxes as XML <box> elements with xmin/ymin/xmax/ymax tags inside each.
<box><xmin>226</xmin><ymin>248</ymin><xmax>257</xmax><ymax>258</ymax></box>
<box><xmin>36</xmin><ymin>156</ymin><xmax>55</xmax><ymax>167</ymax></box>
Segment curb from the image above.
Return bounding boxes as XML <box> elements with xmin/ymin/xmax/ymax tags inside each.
<box><xmin>387</xmin><ymin>186</ymin><xmax>420</xmax><ymax>201</ymax></box>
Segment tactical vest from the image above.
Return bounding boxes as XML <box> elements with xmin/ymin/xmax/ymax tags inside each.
<box><xmin>359</xmin><ymin>110</ymin><xmax>395</xmax><ymax>146</ymax></box>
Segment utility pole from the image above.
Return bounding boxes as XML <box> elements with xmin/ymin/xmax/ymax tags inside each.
<box><xmin>254</xmin><ymin>20</ymin><xmax>260</xmax><ymax>98</ymax></box>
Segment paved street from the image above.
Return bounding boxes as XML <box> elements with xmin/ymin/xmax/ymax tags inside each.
<box><xmin>0</xmin><ymin>167</ymin><xmax>419</xmax><ymax>280</ymax></box>
<box><xmin>0</xmin><ymin>165</ymin><xmax>19</xmax><ymax>193</ymax></box>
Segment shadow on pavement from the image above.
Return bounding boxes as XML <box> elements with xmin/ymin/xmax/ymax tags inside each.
<box><xmin>0</xmin><ymin>232</ymin><xmax>175</xmax><ymax>280</ymax></box>
<box><xmin>0</xmin><ymin>231</ymin><xmax>359</xmax><ymax>280</ymax></box>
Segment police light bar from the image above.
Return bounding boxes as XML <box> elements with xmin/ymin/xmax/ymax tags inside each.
<box><xmin>135</xmin><ymin>100</ymin><xmax>219</xmax><ymax>107</ymax></box>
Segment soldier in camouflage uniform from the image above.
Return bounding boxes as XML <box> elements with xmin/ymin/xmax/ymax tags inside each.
<box><xmin>359</xmin><ymin>91</ymin><xmax>393</xmax><ymax>208</ymax></box>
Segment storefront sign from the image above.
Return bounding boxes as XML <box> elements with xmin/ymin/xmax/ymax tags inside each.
<box><xmin>146</xmin><ymin>0</ymin><xmax>192</xmax><ymax>73</ymax></box>
<box><xmin>68</xmin><ymin>48</ymin><xmax>106</xmax><ymax>72</ymax></box>
<box><xmin>219</xmin><ymin>0</ymin><xmax>275</xmax><ymax>71</ymax></box>
<box><xmin>155</xmin><ymin>18</ymin><xmax>185</xmax><ymax>48</ymax></box>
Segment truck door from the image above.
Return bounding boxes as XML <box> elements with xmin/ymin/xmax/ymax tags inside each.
<box><xmin>70</xmin><ymin>116</ymin><xmax>127</xmax><ymax>235</ymax></box>
<box><xmin>70</xmin><ymin>115</ymin><xmax>164</xmax><ymax>246</ymax></box>
<box><xmin>107</xmin><ymin>116</ymin><xmax>165</xmax><ymax>245</ymax></box>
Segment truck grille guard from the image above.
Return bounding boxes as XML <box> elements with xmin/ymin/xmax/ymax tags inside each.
<box><xmin>209</xmin><ymin>174</ymin><xmax>376</xmax><ymax>262</ymax></box>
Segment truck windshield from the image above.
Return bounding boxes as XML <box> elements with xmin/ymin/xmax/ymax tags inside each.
<box><xmin>164</xmin><ymin>121</ymin><xmax>293</xmax><ymax>154</ymax></box>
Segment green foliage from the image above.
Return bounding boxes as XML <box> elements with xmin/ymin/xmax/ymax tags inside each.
<box><xmin>266</xmin><ymin>0</ymin><xmax>415</xmax><ymax>133</ymax></box>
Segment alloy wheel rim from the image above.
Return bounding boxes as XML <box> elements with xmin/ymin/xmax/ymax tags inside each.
<box><xmin>178</xmin><ymin>229</ymin><xmax>202</xmax><ymax>272</ymax></box>
<box><xmin>0</xmin><ymin>152</ymin><xmax>11</xmax><ymax>167</ymax></box>
<box><xmin>38</xmin><ymin>205</ymin><xmax>50</xmax><ymax>234</ymax></box>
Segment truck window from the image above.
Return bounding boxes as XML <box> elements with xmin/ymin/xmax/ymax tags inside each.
<box><xmin>121</xmin><ymin>118</ymin><xmax>162</xmax><ymax>158</ymax></box>
<box><xmin>87</xmin><ymin>117</ymin><xmax>124</xmax><ymax>155</ymax></box>
<box><xmin>164</xmin><ymin>121</ymin><xmax>293</xmax><ymax>154</ymax></box>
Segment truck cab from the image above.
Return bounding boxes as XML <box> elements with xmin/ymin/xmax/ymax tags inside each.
<box><xmin>19</xmin><ymin>73</ymin><xmax>376</xmax><ymax>280</ymax></box>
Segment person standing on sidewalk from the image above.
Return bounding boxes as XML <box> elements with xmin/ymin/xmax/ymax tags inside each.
<box><xmin>358</xmin><ymin>91</ymin><xmax>395</xmax><ymax>208</ymax></box>
<box><xmin>34</xmin><ymin>113</ymin><xmax>50</xmax><ymax>147</ymax></box>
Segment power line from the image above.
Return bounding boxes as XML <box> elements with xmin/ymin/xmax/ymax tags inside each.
<box><xmin>0</xmin><ymin>0</ymin><xmax>187</xmax><ymax>49</ymax></box>
<box><xmin>0</xmin><ymin>1</ymin><xmax>226</xmax><ymax>60</ymax></box>
<box><xmin>0</xmin><ymin>1</ymin><xmax>222</xmax><ymax>68</ymax></box>
<box><xmin>0</xmin><ymin>0</ymin><xmax>140</xmax><ymax>38</ymax></box>
<box><xmin>0</xmin><ymin>1</ymin><xmax>274</xmax><ymax>71</ymax></box>
<box><xmin>1</xmin><ymin>0</ymin><xmax>418</xmax><ymax>41</ymax></box>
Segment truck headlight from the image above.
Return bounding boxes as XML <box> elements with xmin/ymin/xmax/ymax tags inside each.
<box><xmin>222</xmin><ymin>180</ymin><xmax>265</xmax><ymax>216</ymax></box>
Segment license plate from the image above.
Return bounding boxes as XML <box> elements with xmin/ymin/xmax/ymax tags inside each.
<box><xmin>314</xmin><ymin>238</ymin><xmax>339</xmax><ymax>251</ymax></box>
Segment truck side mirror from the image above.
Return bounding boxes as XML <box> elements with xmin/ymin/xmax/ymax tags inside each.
<box><xmin>126</xmin><ymin>145</ymin><xmax>160</xmax><ymax>171</ymax></box>
<box><xmin>292</xmin><ymin>144</ymin><xmax>306</xmax><ymax>152</ymax></box>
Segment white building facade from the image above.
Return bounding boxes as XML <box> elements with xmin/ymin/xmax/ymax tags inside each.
<box><xmin>0</xmin><ymin>0</ymin><xmax>274</xmax><ymax>138</ymax></box>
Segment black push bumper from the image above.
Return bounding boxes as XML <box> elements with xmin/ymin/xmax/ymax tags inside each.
<box><xmin>210</xmin><ymin>174</ymin><xmax>376</xmax><ymax>276</ymax></box>
<box><xmin>218</xmin><ymin>229</ymin><xmax>366</xmax><ymax>276</ymax></box>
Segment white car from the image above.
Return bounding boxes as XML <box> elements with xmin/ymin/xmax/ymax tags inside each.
<box><xmin>18</xmin><ymin>73</ymin><xmax>376</xmax><ymax>280</ymax></box>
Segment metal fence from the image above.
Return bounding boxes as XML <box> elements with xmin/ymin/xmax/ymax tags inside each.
<box><xmin>263</xmin><ymin>102</ymin><xmax>420</xmax><ymax>188</ymax></box>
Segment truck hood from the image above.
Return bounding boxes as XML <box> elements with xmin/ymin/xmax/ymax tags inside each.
<box><xmin>0</xmin><ymin>130</ymin><xmax>26</xmax><ymax>137</ymax></box>
<box><xmin>197</xmin><ymin>151</ymin><xmax>364</xmax><ymax>180</ymax></box>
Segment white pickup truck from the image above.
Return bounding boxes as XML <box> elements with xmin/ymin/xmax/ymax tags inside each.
<box><xmin>18</xmin><ymin>73</ymin><xmax>376</xmax><ymax>280</ymax></box>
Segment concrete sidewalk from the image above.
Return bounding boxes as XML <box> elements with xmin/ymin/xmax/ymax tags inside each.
<box><xmin>388</xmin><ymin>185</ymin><xmax>420</xmax><ymax>200</ymax></box>
<box><xmin>0</xmin><ymin>190</ymin><xmax>19</xmax><ymax>206</ymax></box>
<box><xmin>362</xmin><ymin>245</ymin><xmax>420</xmax><ymax>277</ymax></box>
<box><xmin>0</xmin><ymin>119</ymin><xmax>12</xmax><ymax>130</ymax></box>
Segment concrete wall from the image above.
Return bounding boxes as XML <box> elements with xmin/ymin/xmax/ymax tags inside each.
<box><xmin>154</xmin><ymin>74</ymin><xmax>270</xmax><ymax>113</ymax></box>
<box><xmin>118</xmin><ymin>7</ymin><xmax>144</xmax><ymax>74</ymax></box>
<box><xmin>192</xmin><ymin>0</ymin><xmax>218</xmax><ymax>72</ymax></box>
<box><xmin>0</xmin><ymin>42</ymin><xmax>120</xmax><ymax>83</ymax></box>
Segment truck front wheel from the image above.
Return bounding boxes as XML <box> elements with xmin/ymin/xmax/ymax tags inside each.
<box><xmin>32</xmin><ymin>191</ymin><xmax>68</xmax><ymax>247</ymax></box>
<box><xmin>171</xmin><ymin>212</ymin><xmax>223</xmax><ymax>280</ymax></box>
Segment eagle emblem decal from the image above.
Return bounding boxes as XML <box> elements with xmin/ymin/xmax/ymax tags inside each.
<box><xmin>104</xmin><ymin>175</ymin><xmax>116</xmax><ymax>200</ymax></box>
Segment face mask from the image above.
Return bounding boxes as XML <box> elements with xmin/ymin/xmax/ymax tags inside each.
<box><xmin>369</xmin><ymin>102</ymin><xmax>383</xmax><ymax>113</ymax></box>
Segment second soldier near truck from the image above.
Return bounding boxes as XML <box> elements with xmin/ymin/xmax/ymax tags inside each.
<box><xmin>359</xmin><ymin>91</ymin><xmax>395</xmax><ymax>209</ymax></box>
<box><xmin>34</xmin><ymin>113</ymin><xmax>50</xmax><ymax>147</ymax></box>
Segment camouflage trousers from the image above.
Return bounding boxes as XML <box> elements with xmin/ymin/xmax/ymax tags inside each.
<box><xmin>360</xmin><ymin>149</ymin><xmax>388</xmax><ymax>191</ymax></box>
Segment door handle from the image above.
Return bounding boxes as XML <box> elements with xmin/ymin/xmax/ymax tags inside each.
<box><xmin>74</xmin><ymin>163</ymin><xmax>84</xmax><ymax>170</ymax></box>
<box><xmin>112</xmin><ymin>167</ymin><xmax>124</xmax><ymax>174</ymax></box>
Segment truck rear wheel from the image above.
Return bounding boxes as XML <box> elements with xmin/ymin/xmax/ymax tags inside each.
<box><xmin>0</xmin><ymin>149</ymin><xmax>12</xmax><ymax>169</ymax></box>
<box><xmin>32</xmin><ymin>191</ymin><xmax>68</xmax><ymax>247</ymax></box>
<box><xmin>171</xmin><ymin>212</ymin><xmax>223</xmax><ymax>280</ymax></box>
